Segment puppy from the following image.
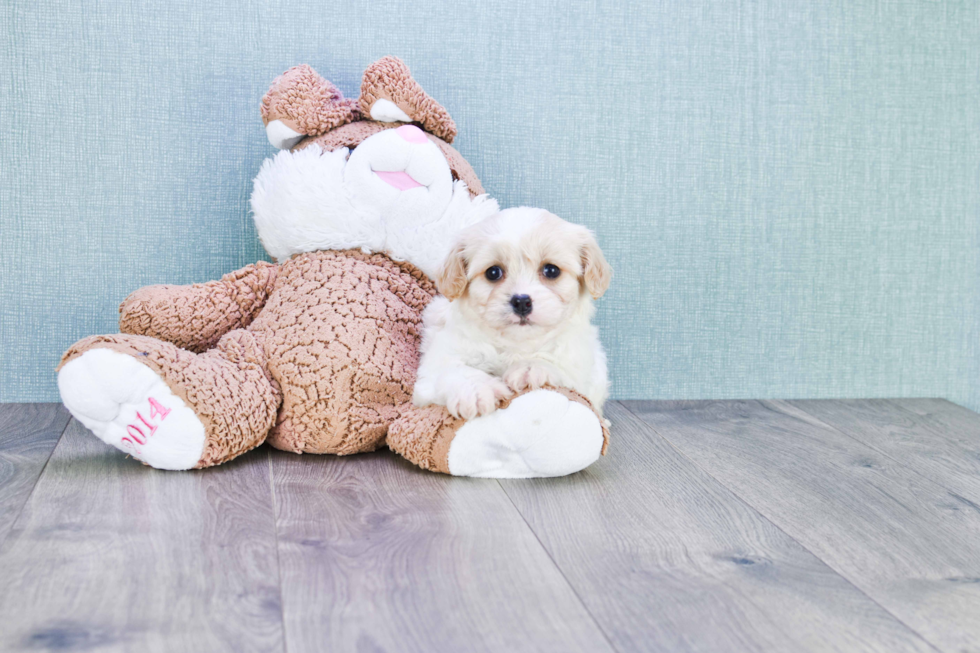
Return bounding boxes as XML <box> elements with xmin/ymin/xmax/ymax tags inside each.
<box><xmin>413</xmin><ymin>207</ymin><xmax>612</xmax><ymax>420</ymax></box>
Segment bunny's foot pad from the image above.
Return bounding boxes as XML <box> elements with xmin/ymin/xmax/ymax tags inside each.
<box><xmin>448</xmin><ymin>389</ymin><xmax>604</xmax><ymax>478</ymax></box>
<box><xmin>58</xmin><ymin>349</ymin><xmax>206</xmax><ymax>470</ymax></box>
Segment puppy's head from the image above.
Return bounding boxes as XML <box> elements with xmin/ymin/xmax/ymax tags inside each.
<box><xmin>437</xmin><ymin>207</ymin><xmax>611</xmax><ymax>335</ymax></box>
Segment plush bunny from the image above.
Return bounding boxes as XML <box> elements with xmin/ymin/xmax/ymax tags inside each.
<box><xmin>57</xmin><ymin>57</ymin><xmax>608</xmax><ymax>476</ymax></box>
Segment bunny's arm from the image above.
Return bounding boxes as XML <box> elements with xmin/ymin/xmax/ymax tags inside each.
<box><xmin>119</xmin><ymin>261</ymin><xmax>279</xmax><ymax>353</ymax></box>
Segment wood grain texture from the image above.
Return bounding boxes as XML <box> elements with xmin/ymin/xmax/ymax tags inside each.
<box><xmin>500</xmin><ymin>402</ymin><xmax>935</xmax><ymax>653</ymax></box>
<box><xmin>623</xmin><ymin>399</ymin><xmax>980</xmax><ymax>653</ymax></box>
<box><xmin>789</xmin><ymin>399</ymin><xmax>980</xmax><ymax>505</ymax></box>
<box><xmin>0</xmin><ymin>419</ymin><xmax>284</xmax><ymax>653</ymax></box>
<box><xmin>270</xmin><ymin>447</ymin><xmax>613</xmax><ymax>653</ymax></box>
<box><xmin>0</xmin><ymin>403</ymin><xmax>70</xmax><ymax>545</ymax></box>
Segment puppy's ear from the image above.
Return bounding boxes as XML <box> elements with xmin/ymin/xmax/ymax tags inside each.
<box><xmin>581</xmin><ymin>231</ymin><xmax>612</xmax><ymax>299</ymax></box>
<box><xmin>437</xmin><ymin>242</ymin><xmax>469</xmax><ymax>300</ymax></box>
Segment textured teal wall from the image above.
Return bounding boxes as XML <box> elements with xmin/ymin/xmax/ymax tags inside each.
<box><xmin>2</xmin><ymin>1</ymin><xmax>978</xmax><ymax>409</ymax></box>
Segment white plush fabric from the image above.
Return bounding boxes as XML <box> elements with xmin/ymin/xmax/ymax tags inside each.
<box><xmin>369</xmin><ymin>98</ymin><xmax>413</xmax><ymax>122</ymax></box>
<box><xmin>265</xmin><ymin>119</ymin><xmax>305</xmax><ymax>150</ymax></box>
<box><xmin>251</xmin><ymin>146</ymin><xmax>385</xmax><ymax>260</ymax></box>
<box><xmin>250</xmin><ymin>131</ymin><xmax>498</xmax><ymax>278</ymax></box>
<box><xmin>447</xmin><ymin>389</ymin><xmax>604</xmax><ymax>478</ymax></box>
<box><xmin>58</xmin><ymin>349</ymin><xmax>206</xmax><ymax>470</ymax></box>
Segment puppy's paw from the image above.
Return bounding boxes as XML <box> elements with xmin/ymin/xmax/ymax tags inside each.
<box><xmin>446</xmin><ymin>378</ymin><xmax>513</xmax><ymax>420</ymax></box>
<box><xmin>504</xmin><ymin>362</ymin><xmax>562</xmax><ymax>394</ymax></box>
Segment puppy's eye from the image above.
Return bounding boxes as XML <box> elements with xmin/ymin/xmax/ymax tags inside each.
<box><xmin>542</xmin><ymin>264</ymin><xmax>561</xmax><ymax>279</ymax></box>
<box><xmin>485</xmin><ymin>265</ymin><xmax>504</xmax><ymax>282</ymax></box>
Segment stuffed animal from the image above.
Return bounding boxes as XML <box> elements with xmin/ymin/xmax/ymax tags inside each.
<box><xmin>56</xmin><ymin>57</ymin><xmax>608</xmax><ymax>477</ymax></box>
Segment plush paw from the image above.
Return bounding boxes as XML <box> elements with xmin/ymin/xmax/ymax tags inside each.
<box><xmin>447</xmin><ymin>389</ymin><xmax>604</xmax><ymax>478</ymax></box>
<box><xmin>445</xmin><ymin>378</ymin><xmax>513</xmax><ymax>420</ymax></box>
<box><xmin>58</xmin><ymin>348</ymin><xmax>206</xmax><ymax>470</ymax></box>
<box><xmin>504</xmin><ymin>361</ymin><xmax>563</xmax><ymax>393</ymax></box>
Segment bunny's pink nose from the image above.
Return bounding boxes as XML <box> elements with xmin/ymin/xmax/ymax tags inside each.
<box><xmin>395</xmin><ymin>124</ymin><xmax>428</xmax><ymax>144</ymax></box>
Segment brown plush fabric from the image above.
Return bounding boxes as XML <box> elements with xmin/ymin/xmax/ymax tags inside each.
<box><xmin>66</xmin><ymin>250</ymin><xmax>440</xmax><ymax>464</ymax></box>
<box><xmin>260</xmin><ymin>64</ymin><xmax>359</xmax><ymax>136</ymax></box>
<box><xmin>387</xmin><ymin>404</ymin><xmax>462</xmax><ymax>473</ymax></box>
<box><xmin>428</xmin><ymin>136</ymin><xmax>485</xmax><ymax>197</ymax></box>
<box><xmin>252</xmin><ymin>250</ymin><xmax>437</xmax><ymax>455</ymax></box>
<box><xmin>359</xmin><ymin>56</ymin><xmax>457</xmax><ymax>143</ymax></box>
<box><xmin>294</xmin><ymin>120</ymin><xmax>393</xmax><ymax>154</ymax></box>
<box><xmin>60</xmin><ymin>330</ymin><xmax>281</xmax><ymax>468</ymax></box>
<box><xmin>119</xmin><ymin>262</ymin><xmax>279</xmax><ymax>353</ymax></box>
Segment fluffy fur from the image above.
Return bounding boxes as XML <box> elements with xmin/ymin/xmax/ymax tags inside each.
<box><xmin>250</xmin><ymin>130</ymin><xmax>498</xmax><ymax>278</ymax></box>
<box><xmin>413</xmin><ymin>207</ymin><xmax>612</xmax><ymax>420</ymax></box>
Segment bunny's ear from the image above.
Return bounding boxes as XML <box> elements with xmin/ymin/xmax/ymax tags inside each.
<box><xmin>261</xmin><ymin>64</ymin><xmax>359</xmax><ymax>148</ymax></box>
<box><xmin>359</xmin><ymin>56</ymin><xmax>458</xmax><ymax>143</ymax></box>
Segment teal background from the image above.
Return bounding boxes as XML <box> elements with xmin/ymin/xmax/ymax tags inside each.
<box><xmin>2</xmin><ymin>1</ymin><xmax>978</xmax><ymax>410</ymax></box>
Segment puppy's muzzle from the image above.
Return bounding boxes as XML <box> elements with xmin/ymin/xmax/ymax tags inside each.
<box><xmin>510</xmin><ymin>294</ymin><xmax>533</xmax><ymax>318</ymax></box>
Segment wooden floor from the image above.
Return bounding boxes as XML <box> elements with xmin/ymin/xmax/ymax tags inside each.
<box><xmin>1</xmin><ymin>400</ymin><xmax>979</xmax><ymax>652</ymax></box>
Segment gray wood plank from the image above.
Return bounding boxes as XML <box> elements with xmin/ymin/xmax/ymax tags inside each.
<box><xmin>788</xmin><ymin>399</ymin><xmax>980</xmax><ymax>505</ymax></box>
<box><xmin>0</xmin><ymin>403</ymin><xmax>70</xmax><ymax>545</ymax></box>
<box><xmin>623</xmin><ymin>399</ymin><xmax>980</xmax><ymax>653</ymax></box>
<box><xmin>499</xmin><ymin>402</ymin><xmax>936</xmax><ymax>653</ymax></box>
<box><xmin>0</xmin><ymin>419</ymin><xmax>284</xmax><ymax>653</ymax></box>
<box><xmin>271</xmin><ymin>447</ymin><xmax>614</xmax><ymax>653</ymax></box>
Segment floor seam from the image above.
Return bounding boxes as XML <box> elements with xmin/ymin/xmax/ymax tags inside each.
<box><xmin>495</xmin><ymin>478</ymin><xmax>620</xmax><ymax>653</ymax></box>
<box><xmin>782</xmin><ymin>398</ymin><xmax>980</xmax><ymax>500</ymax></box>
<box><xmin>0</xmin><ymin>409</ymin><xmax>72</xmax><ymax>554</ymax></box>
<box><xmin>267</xmin><ymin>449</ymin><xmax>290</xmax><ymax>653</ymax></box>
<box><xmin>616</xmin><ymin>400</ymin><xmax>945</xmax><ymax>653</ymax></box>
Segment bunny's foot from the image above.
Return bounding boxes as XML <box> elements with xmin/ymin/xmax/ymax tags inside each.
<box><xmin>389</xmin><ymin>388</ymin><xmax>608</xmax><ymax>478</ymax></box>
<box><xmin>59</xmin><ymin>348</ymin><xmax>206</xmax><ymax>470</ymax></box>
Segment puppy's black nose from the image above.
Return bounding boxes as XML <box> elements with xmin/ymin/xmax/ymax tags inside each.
<box><xmin>510</xmin><ymin>294</ymin><xmax>533</xmax><ymax>317</ymax></box>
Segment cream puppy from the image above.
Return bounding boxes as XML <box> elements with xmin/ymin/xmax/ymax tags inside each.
<box><xmin>413</xmin><ymin>207</ymin><xmax>612</xmax><ymax>420</ymax></box>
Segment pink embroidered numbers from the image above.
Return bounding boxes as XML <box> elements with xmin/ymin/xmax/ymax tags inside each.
<box><xmin>120</xmin><ymin>397</ymin><xmax>172</xmax><ymax>455</ymax></box>
<box><xmin>148</xmin><ymin>397</ymin><xmax>171</xmax><ymax>421</ymax></box>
